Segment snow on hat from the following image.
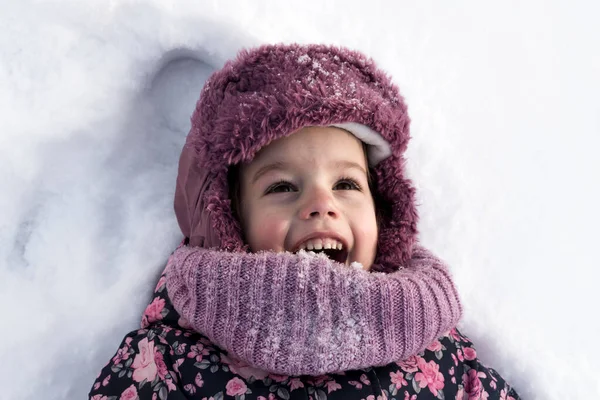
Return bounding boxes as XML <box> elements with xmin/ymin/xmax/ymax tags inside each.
<box><xmin>174</xmin><ymin>43</ymin><xmax>418</xmax><ymax>272</ymax></box>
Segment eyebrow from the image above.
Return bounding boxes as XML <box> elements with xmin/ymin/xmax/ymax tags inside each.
<box><xmin>251</xmin><ymin>160</ymin><xmax>367</xmax><ymax>184</ymax></box>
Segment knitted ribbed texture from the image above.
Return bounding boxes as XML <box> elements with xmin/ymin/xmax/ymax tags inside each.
<box><xmin>166</xmin><ymin>245</ymin><xmax>462</xmax><ymax>376</ymax></box>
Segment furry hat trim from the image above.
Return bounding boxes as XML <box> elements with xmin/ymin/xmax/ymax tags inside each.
<box><xmin>174</xmin><ymin>43</ymin><xmax>418</xmax><ymax>272</ymax></box>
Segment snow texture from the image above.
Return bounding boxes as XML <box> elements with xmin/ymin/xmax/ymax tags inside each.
<box><xmin>1</xmin><ymin>0</ymin><xmax>599</xmax><ymax>399</ymax></box>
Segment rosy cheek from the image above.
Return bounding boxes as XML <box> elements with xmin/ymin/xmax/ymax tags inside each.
<box><xmin>351</xmin><ymin>210</ymin><xmax>378</xmax><ymax>269</ymax></box>
<box><xmin>245</xmin><ymin>211</ymin><xmax>290</xmax><ymax>252</ymax></box>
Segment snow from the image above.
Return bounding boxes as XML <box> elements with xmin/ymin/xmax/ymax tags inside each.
<box><xmin>1</xmin><ymin>0</ymin><xmax>599</xmax><ymax>399</ymax></box>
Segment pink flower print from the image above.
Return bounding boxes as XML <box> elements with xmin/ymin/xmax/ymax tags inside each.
<box><xmin>184</xmin><ymin>384</ymin><xmax>196</xmax><ymax>394</ymax></box>
<box><xmin>426</xmin><ymin>340</ymin><xmax>443</xmax><ymax>352</ymax></box>
<box><xmin>187</xmin><ymin>344</ymin><xmax>210</xmax><ymax>362</ymax></box>
<box><xmin>155</xmin><ymin>276</ymin><xmax>166</xmax><ymax>292</ymax></box>
<box><xmin>93</xmin><ymin>382</ymin><xmax>100</xmax><ymax>390</ymax></box>
<box><xmin>452</xmin><ymin>377</ymin><xmax>456</xmax><ymax>384</ymax></box>
<box><xmin>450</xmin><ymin>328</ymin><xmax>462</xmax><ymax>342</ymax></box>
<box><xmin>463</xmin><ymin>369</ymin><xmax>489</xmax><ymax>400</ymax></box>
<box><xmin>131</xmin><ymin>338</ymin><xmax>158</xmax><ymax>383</ymax></box>
<box><xmin>102</xmin><ymin>374</ymin><xmax>111</xmax><ymax>386</ymax></box>
<box><xmin>490</xmin><ymin>380</ymin><xmax>497</xmax><ymax>390</ymax></box>
<box><xmin>173</xmin><ymin>358</ymin><xmax>184</xmax><ymax>374</ymax></box>
<box><xmin>170</xmin><ymin>369</ymin><xmax>179</xmax><ymax>384</ymax></box>
<box><xmin>348</xmin><ymin>380</ymin><xmax>363</xmax><ymax>389</ymax></box>
<box><xmin>220</xmin><ymin>353</ymin><xmax>269</xmax><ymax>380</ymax></box>
<box><xmin>166</xmin><ymin>377</ymin><xmax>177</xmax><ymax>392</ymax></box>
<box><xmin>500</xmin><ymin>389</ymin><xmax>515</xmax><ymax>400</ymax></box>
<box><xmin>456</xmin><ymin>387</ymin><xmax>465</xmax><ymax>400</ymax></box>
<box><xmin>449</xmin><ymin>367</ymin><xmax>455</xmax><ymax>376</ymax></box>
<box><xmin>404</xmin><ymin>392</ymin><xmax>417</xmax><ymax>400</ymax></box>
<box><xmin>195</xmin><ymin>372</ymin><xmax>204</xmax><ymax>387</ymax></box>
<box><xmin>415</xmin><ymin>359</ymin><xmax>445</xmax><ymax>395</ymax></box>
<box><xmin>390</xmin><ymin>370</ymin><xmax>407</xmax><ymax>389</ymax></box>
<box><xmin>463</xmin><ymin>347</ymin><xmax>477</xmax><ymax>361</ymax></box>
<box><xmin>144</xmin><ymin>297</ymin><xmax>166</xmax><ymax>325</ymax></box>
<box><xmin>289</xmin><ymin>378</ymin><xmax>304</xmax><ymax>390</ymax></box>
<box><xmin>360</xmin><ymin>373</ymin><xmax>371</xmax><ymax>385</ymax></box>
<box><xmin>226</xmin><ymin>377</ymin><xmax>248</xmax><ymax>396</ymax></box>
<box><xmin>309</xmin><ymin>375</ymin><xmax>330</xmax><ymax>386</ymax></box>
<box><xmin>397</xmin><ymin>355</ymin><xmax>421</xmax><ymax>373</ymax></box>
<box><xmin>365</xmin><ymin>395</ymin><xmax>386</xmax><ymax>400</ymax></box>
<box><xmin>269</xmin><ymin>373</ymin><xmax>288</xmax><ymax>383</ymax></box>
<box><xmin>174</xmin><ymin>342</ymin><xmax>187</xmax><ymax>355</ymax></box>
<box><xmin>325</xmin><ymin>380</ymin><xmax>342</xmax><ymax>393</ymax></box>
<box><xmin>91</xmin><ymin>396</ymin><xmax>108</xmax><ymax>400</ymax></box>
<box><xmin>451</xmin><ymin>353</ymin><xmax>459</xmax><ymax>366</ymax></box>
<box><xmin>457</xmin><ymin>349</ymin><xmax>464</xmax><ymax>362</ymax></box>
<box><xmin>112</xmin><ymin>344</ymin><xmax>132</xmax><ymax>365</ymax></box>
<box><xmin>178</xmin><ymin>316</ymin><xmax>192</xmax><ymax>330</ymax></box>
<box><xmin>155</xmin><ymin>351</ymin><xmax>168</xmax><ymax>380</ymax></box>
<box><xmin>119</xmin><ymin>384</ymin><xmax>138</xmax><ymax>400</ymax></box>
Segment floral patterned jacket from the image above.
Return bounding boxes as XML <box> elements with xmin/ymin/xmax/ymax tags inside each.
<box><xmin>90</xmin><ymin>256</ymin><xmax>520</xmax><ymax>400</ymax></box>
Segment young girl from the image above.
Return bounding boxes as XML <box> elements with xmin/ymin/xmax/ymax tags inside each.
<box><xmin>90</xmin><ymin>44</ymin><xmax>520</xmax><ymax>400</ymax></box>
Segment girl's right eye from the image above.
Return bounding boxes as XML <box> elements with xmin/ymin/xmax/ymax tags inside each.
<box><xmin>265</xmin><ymin>181</ymin><xmax>296</xmax><ymax>194</ymax></box>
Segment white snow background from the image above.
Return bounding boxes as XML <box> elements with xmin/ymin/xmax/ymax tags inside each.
<box><xmin>1</xmin><ymin>0</ymin><xmax>599</xmax><ymax>399</ymax></box>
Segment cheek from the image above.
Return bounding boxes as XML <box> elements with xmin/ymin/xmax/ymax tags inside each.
<box><xmin>355</xmin><ymin>218</ymin><xmax>378</xmax><ymax>251</ymax></box>
<box><xmin>243</xmin><ymin>207</ymin><xmax>291</xmax><ymax>252</ymax></box>
<box><xmin>350</xmin><ymin>204</ymin><xmax>379</xmax><ymax>269</ymax></box>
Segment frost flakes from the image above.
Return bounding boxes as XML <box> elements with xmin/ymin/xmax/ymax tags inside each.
<box><xmin>312</xmin><ymin>61</ymin><xmax>330</xmax><ymax>76</ymax></box>
<box><xmin>297</xmin><ymin>54</ymin><xmax>311</xmax><ymax>64</ymax></box>
<box><xmin>350</xmin><ymin>261</ymin><xmax>364</xmax><ymax>270</ymax></box>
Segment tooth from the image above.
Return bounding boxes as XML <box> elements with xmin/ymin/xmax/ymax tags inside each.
<box><xmin>299</xmin><ymin>238</ymin><xmax>347</xmax><ymax>252</ymax></box>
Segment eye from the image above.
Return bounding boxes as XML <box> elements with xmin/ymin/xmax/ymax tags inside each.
<box><xmin>334</xmin><ymin>178</ymin><xmax>361</xmax><ymax>191</ymax></box>
<box><xmin>266</xmin><ymin>180</ymin><xmax>296</xmax><ymax>194</ymax></box>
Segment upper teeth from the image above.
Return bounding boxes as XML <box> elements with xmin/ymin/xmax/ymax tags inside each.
<box><xmin>297</xmin><ymin>238</ymin><xmax>344</xmax><ymax>252</ymax></box>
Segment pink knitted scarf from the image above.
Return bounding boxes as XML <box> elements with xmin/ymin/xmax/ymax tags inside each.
<box><xmin>166</xmin><ymin>244</ymin><xmax>462</xmax><ymax>376</ymax></box>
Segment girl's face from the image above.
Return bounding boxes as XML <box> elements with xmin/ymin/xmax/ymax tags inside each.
<box><xmin>239</xmin><ymin>126</ymin><xmax>378</xmax><ymax>270</ymax></box>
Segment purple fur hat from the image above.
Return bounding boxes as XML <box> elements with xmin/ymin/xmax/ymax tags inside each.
<box><xmin>174</xmin><ymin>43</ymin><xmax>418</xmax><ymax>272</ymax></box>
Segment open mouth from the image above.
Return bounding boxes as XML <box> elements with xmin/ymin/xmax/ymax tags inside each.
<box><xmin>292</xmin><ymin>237</ymin><xmax>349</xmax><ymax>264</ymax></box>
<box><xmin>302</xmin><ymin>248</ymin><xmax>348</xmax><ymax>264</ymax></box>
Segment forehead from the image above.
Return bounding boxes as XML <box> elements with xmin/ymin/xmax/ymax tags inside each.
<box><xmin>249</xmin><ymin>126</ymin><xmax>367</xmax><ymax>168</ymax></box>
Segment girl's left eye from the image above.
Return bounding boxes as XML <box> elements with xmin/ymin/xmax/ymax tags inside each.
<box><xmin>334</xmin><ymin>179</ymin><xmax>361</xmax><ymax>191</ymax></box>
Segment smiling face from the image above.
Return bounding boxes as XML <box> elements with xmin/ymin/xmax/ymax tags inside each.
<box><xmin>237</xmin><ymin>126</ymin><xmax>378</xmax><ymax>270</ymax></box>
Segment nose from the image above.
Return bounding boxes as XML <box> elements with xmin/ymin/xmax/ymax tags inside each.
<box><xmin>298</xmin><ymin>186</ymin><xmax>339</xmax><ymax>220</ymax></box>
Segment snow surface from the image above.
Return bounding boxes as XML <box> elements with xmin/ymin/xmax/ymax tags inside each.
<box><xmin>1</xmin><ymin>0</ymin><xmax>599</xmax><ymax>399</ymax></box>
